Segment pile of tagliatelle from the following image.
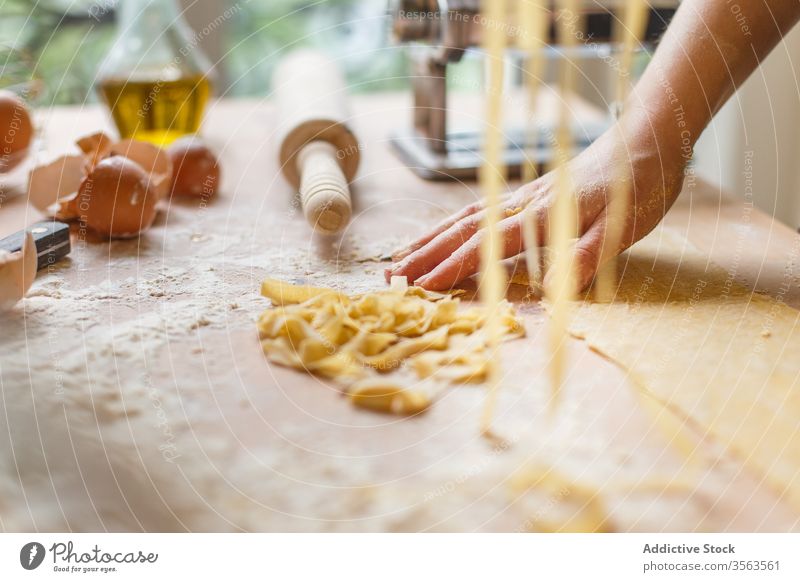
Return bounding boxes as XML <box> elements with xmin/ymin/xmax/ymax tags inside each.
<box><xmin>257</xmin><ymin>276</ymin><xmax>525</xmax><ymax>415</ymax></box>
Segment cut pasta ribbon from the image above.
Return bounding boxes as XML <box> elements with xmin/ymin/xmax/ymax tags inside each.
<box><xmin>257</xmin><ymin>277</ymin><xmax>525</xmax><ymax>415</ymax></box>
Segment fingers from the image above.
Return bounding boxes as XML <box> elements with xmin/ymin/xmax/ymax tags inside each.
<box><xmin>391</xmin><ymin>202</ymin><xmax>483</xmax><ymax>262</ymax></box>
<box><xmin>572</xmin><ymin>225</ymin><xmax>605</xmax><ymax>293</ymax></box>
<box><xmin>391</xmin><ymin>193</ymin><xmax>515</xmax><ymax>261</ymax></box>
<box><xmin>415</xmin><ymin>214</ymin><xmax>539</xmax><ymax>290</ymax></box>
<box><xmin>546</xmin><ymin>211</ymin><xmax>626</xmax><ymax>293</ymax></box>
<box><xmin>386</xmin><ymin>212</ymin><xmax>484</xmax><ymax>284</ymax></box>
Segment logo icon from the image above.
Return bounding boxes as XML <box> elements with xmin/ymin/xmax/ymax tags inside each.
<box><xmin>20</xmin><ymin>542</ymin><xmax>45</xmax><ymax>570</ymax></box>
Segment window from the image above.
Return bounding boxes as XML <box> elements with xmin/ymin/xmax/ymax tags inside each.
<box><xmin>0</xmin><ymin>0</ymin><xmax>407</xmax><ymax>107</ymax></box>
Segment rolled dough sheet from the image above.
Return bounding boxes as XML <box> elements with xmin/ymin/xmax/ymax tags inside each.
<box><xmin>566</xmin><ymin>228</ymin><xmax>800</xmax><ymax>510</ymax></box>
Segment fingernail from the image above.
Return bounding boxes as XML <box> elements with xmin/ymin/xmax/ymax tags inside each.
<box><xmin>393</xmin><ymin>248</ymin><xmax>411</xmax><ymax>261</ymax></box>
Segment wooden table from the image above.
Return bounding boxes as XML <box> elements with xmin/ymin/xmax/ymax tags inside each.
<box><xmin>1</xmin><ymin>93</ymin><xmax>798</xmax><ymax>532</ymax></box>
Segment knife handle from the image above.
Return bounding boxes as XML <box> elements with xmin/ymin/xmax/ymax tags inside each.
<box><xmin>0</xmin><ymin>221</ymin><xmax>71</xmax><ymax>271</ymax></box>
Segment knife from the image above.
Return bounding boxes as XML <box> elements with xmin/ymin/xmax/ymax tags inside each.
<box><xmin>0</xmin><ymin>221</ymin><xmax>71</xmax><ymax>270</ymax></box>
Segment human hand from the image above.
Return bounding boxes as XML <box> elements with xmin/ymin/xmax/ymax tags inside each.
<box><xmin>385</xmin><ymin>124</ymin><xmax>687</xmax><ymax>292</ymax></box>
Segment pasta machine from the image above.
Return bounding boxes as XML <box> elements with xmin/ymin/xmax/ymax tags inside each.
<box><xmin>388</xmin><ymin>0</ymin><xmax>679</xmax><ymax>180</ymax></box>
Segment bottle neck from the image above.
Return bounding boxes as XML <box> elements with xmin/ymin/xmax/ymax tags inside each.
<box><xmin>119</xmin><ymin>0</ymin><xmax>181</xmax><ymax>26</ymax></box>
<box><xmin>102</xmin><ymin>0</ymin><xmax>212</xmax><ymax>81</ymax></box>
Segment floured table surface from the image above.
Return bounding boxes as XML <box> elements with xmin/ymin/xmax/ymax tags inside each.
<box><xmin>1</xmin><ymin>94</ymin><xmax>799</xmax><ymax>532</ymax></box>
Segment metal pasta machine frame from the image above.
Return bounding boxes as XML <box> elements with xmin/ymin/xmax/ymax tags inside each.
<box><xmin>388</xmin><ymin>0</ymin><xmax>679</xmax><ymax>180</ymax></box>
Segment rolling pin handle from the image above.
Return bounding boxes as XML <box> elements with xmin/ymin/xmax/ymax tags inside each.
<box><xmin>297</xmin><ymin>141</ymin><xmax>353</xmax><ymax>235</ymax></box>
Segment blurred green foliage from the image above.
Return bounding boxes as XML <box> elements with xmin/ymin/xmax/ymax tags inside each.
<box><xmin>0</xmin><ymin>0</ymin><xmax>410</xmax><ymax>106</ymax></box>
<box><xmin>0</xmin><ymin>0</ymin><xmax>116</xmax><ymax>105</ymax></box>
<box><xmin>224</xmin><ymin>0</ymin><xmax>409</xmax><ymax>96</ymax></box>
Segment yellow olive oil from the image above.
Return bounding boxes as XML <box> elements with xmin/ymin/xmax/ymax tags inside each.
<box><xmin>99</xmin><ymin>75</ymin><xmax>211</xmax><ymax>146</ymax></box>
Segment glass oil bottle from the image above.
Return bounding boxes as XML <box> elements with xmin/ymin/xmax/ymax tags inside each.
<box><xmin>97</xmin><ymin>0</ymin><xmax>214</xmax><ymax>146</ymax></box>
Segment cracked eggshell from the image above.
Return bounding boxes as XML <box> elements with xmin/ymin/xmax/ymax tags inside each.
<box><xmin>76</xmin><ymin>131</ymin><xmax>114</xmax><ymax>169</ymax></box>
<box><xmin>0</xmin><ymin>90</ymin><xmax>33</xmax><ymax>174</ymax></box>
<box><xmin>109</xmin><ymin>139</ymin><xmax>173</xmax><ymax>200</ymax></box>
<box><xmin>27</xmin><ymin>154</ymin><xmax>89</xmax><ymax>213</ymax></box>
<box><xmin>77</xmin><ymin>156</ymin><xmax>158</xmax><ymax>239</ymax></box>
<box><xmin>0</xmin><ymin>232</ymin><xmax>37</xmax><ymax>311</ymax></box>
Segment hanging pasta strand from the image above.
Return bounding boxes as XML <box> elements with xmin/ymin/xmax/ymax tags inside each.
<box><xmin>519</xmin><ymin>0</ymin><xmax>549</xmax><ymax>184</ymax></box>
<box><xmin>546</xmin><ymin>0</ymin><xmax>580</xmax><ymax>407</ymax></box>
<box><xmin>479</xmin><ymin>0</ymin><xmax>509</xmax><ymax>437</ymax></box>
<box><xmin>594</xmin><ymin>0</ymin><xmax>649</xmax><ymax>302</ymax></box>
<box><xmin>519</xmin><ymin>0</ymin><xmax>549</xmax><ymax>291</ymax></box>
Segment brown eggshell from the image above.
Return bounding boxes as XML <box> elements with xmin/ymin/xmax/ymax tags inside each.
<box><xmin>77</xmin><ymin>156</ymin><xmax>158</xmax><ymax>239</ymax></box>
<box><xmin>27</xmin><ymin>154</ymin><xmax>88</xmax><ymax>212</ymax></box>
<box><xmin>76</xmin><ymin>131</ymin><xmax>114</xmax><ymax>169</ymax></box>
<box><xmin>109</xmin><ymin>139</ymin><xmax>173</xmax><ymax>200</ymax></box>
<box><xmin>54</xmin><ymin>192</ymin><xmax>81</xmax><ymax>222</ymax></box>
<box><xmin>0</xmin><ymin>232</ymin><xmax>37</xmax><ymax>311</ymax></box>
<box><xmin>167</xmin><ymin>136</ymin><xmax>221</xmax><ymax>199</ymax></box>
<box><xmin>0</xmin><ymin>90</ymin><xmax>34</xmax><ymax>173</ymax></box>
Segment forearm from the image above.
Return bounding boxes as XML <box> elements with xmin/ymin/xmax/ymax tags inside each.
<box><xmin>387</xmin><ymin>1</ymin><xmax>800</xmax><ymax>291</ymax></box>
<box><xmin>626</xmin><ymin>0</ymin><xmax>800</xmax><ymax>157</ymax></box>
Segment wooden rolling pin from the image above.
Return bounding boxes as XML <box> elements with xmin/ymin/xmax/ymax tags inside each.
<box><xmin>274</xmin><ymin>50</ymin><xmax>360</xmax><ymax>235</ymax></box>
